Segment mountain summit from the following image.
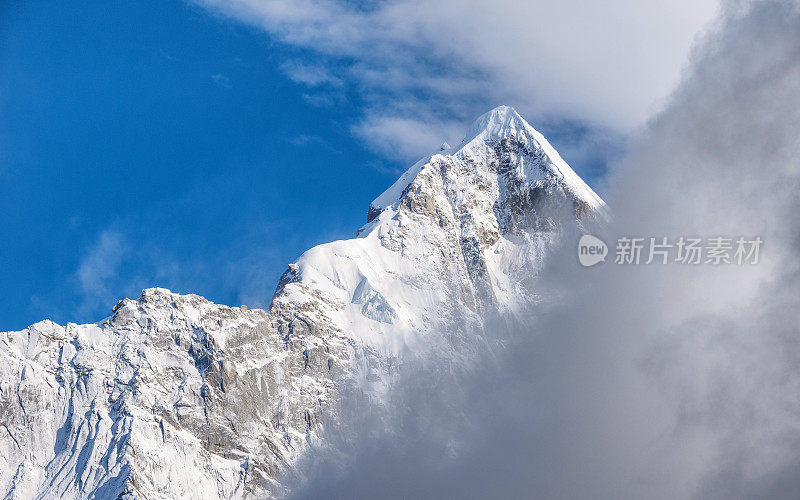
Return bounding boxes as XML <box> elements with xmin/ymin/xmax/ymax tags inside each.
<box><xmin>0</xmin><ymin>107</ymin><xmax>606</xmax><ymax>499</ymax></box>
<box><xmin>369</xmin><ymin>105</ymin><xmax>606</xmax><ymax>221</ymax></box>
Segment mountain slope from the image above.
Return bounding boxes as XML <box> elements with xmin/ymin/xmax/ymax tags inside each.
<box><xmin>0</xmin><ymin>289</ymin><xmax>364</xmax><ymax>498</ymax></box>
<box><xmin>272</xmin><ymin>105</ymin><xmax>607</xmax><ymax>353</ymax></box>
<box><xmin>0</xmin><ymin>106</ymin><xmax>605</xmax><ymax>499</ymax></box>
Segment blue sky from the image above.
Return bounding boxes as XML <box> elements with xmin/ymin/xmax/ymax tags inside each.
<box><xmin>1</xmin><ymin>0</ymin><xmax>391</xmax><ymax>328</ymax></box>
<box><xmin>0</xmin><ymin>0</ymin><xmax>715</xmax><ymax>330</ymax></box>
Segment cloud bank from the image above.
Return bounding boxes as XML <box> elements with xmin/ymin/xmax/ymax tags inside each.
<box><xmin>195</xmin><ymin>0</ymin><xmax>718</xmax><ymax>160</ymax></box>
<box><xmin>284</xmin><ymin>1</ymin><xmax>800</xmax><ymax>498</ymax></box>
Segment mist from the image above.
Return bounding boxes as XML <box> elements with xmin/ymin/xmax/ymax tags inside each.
<box><xmin>284</xmin><ymin>1</ymin><xmax>800</xmax><ymax>498</ymax></box>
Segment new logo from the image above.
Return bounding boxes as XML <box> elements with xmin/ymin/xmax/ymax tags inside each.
<box><xmin>578</xmin><ymin>234</ymin><xmax>608</xmax><ymax>267</ymax></box>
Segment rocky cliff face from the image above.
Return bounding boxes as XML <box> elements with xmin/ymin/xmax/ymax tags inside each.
<box><xmin>0</xmin><ymin>289</ymin><xmax>367</xmax><ymax>499</ymax></box>
<box><xmin>0</xmin><ymin>106</ymin><xmax>605</xmax><ymax>499</ymax></box>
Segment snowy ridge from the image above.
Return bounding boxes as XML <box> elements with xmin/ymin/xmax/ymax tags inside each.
<box><xmin>0</xmin><ymin>106</ymin><xmax>606</xmax><ymax>499</ymax></box>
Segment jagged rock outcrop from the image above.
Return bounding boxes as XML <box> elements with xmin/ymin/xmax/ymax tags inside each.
<box><xmin>0</xmin><ymin>289</ymin><xmax>370</xmax><ymax>498</ymax></box>
<box><xmin>0</xmin><ymin>106</ymin><xmax>606</xmax><ymax>499</ymax></box>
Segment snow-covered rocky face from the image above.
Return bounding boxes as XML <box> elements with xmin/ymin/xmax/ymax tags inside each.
<box><xmin>0</xmin><ymin>106</ymin><xmax>604</xmax><ymax>499</ymax></box>
<box><xmin>272</xmin><ymin>105</ymin><xmax>607</xmax><ymax>354</ymax></box>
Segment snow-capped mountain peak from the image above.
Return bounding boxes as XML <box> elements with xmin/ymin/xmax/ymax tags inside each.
<box><xmin>369</xmin><ymin>105</ymin><xmax>607</xmax><ymax>220</ymax></box>
<box><xmin>463</xmin><ymin>104</ymin><xmax>529</xmax><ymax>143</ymax></box>
<box><xmin>273</xmin><ymin>106</ymin><xmax>608</xmax><ymax>355</ymax></box>
<box><xmin>0</xmin><ymin>106</ymin><xmax>607</xmax><ymax>499</ymax></box>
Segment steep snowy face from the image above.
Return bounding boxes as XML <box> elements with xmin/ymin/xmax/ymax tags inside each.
<box><xmin>272</xmin><ymin>105</ymin><xmax>606</xmax><ymax>355</ymax></box>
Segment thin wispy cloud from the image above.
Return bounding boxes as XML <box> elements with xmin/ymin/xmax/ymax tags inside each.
<box><xmin>350</xmin><ymin>114</ymin><xmax>465</xmax><ymax>161</ymax></box>
<box><xmin>72</xmin><ymin>230</ymin><xmax>182</xmax><ymax>321</ymax></box>
<box><xmin>211</xmin><ymin>73</ymin><xmax>232</xmax><ymax>88</ymax></box>
<box><xmin>287</xmin><ymin>134</ymin><xmax>329</xmax><ymax>147</ymax></box>
<box><xmin>67</xmin><ymin>217</ymin><xmax>314</xmax><ymax>323</ymax></box>
<box><xmin>75</xmin><ymin>230</ymin><xmax>127</xmax><ymax>317</ymax></box>
<box><xmin>281</xmin><ymin>60</ymin><xmax>343</xmax><ymax>88</ymax></box>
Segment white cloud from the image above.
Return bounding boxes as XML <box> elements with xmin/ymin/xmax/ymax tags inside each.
<box><xmin>287</xmin><ymin>1</ymin><xmax>800</xmax><ymax>498</ymax></box>
<box><xmin>194</xmin><ymin>0</ymin><xmax>719</xmax><ymax>160</ymax></box>
<box><xmin>351</xmin><ymin>114</ymin><xmax>465</xmax><ymax>160</ymax></box>
<box><xmin>211</xmin><ymin>73</ymin><xmax>232</xmax><ymax>88</ymax></box>
<box><xmin>287</xmin><ymin>134</ymin><xmax>327</xmax><ymax>146</ymax></box>
<box><xmin>75</xmin><ymin>230</ymin><xmax>127</xmax><ymax>316</ymax></box>
<box><xmin>69</xmin><ymin>221</ymin><xmax>304</xmax><ymax>323</ymax></box>
<box><xmin>281</xmin><ymin>61</ymin><xmax>343</xmax><ymax>87</ymax></box>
